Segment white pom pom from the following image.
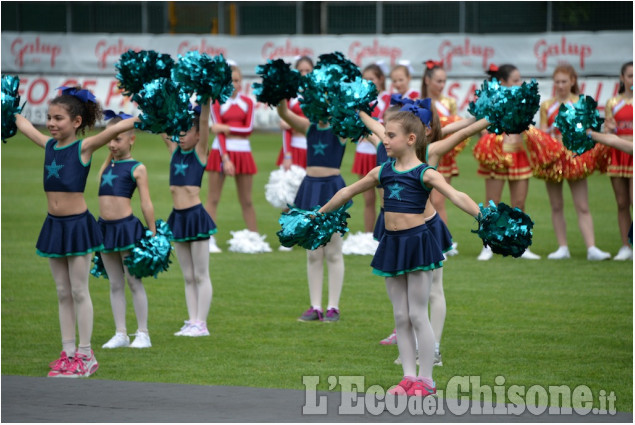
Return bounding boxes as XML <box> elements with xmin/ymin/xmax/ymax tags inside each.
<box><xmin>227</xmin><ymin>229</ymin><xmax>272</xmax><ymax>254</ymax></box>
<box><xmin>342</xmin><ymin>232</ymin><xmax>379</xmax><ymax>255</ymax></box>
<box><xmin>264</xmin><ymin>165</ymin><xmax>307</xmax><ymax>209</ymax></box>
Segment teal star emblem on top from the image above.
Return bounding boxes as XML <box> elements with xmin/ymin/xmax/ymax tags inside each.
<box><xmin>100</xmin><ymin>169</ymin><xmax>118</xmax><ymax>187</ymax></box>
<box><xmin>387</xmin><ymin>183</ymin><xmax>404</xmax><ymax>201</ymax></box>
<box><xmin>312</xmin><ymin>141</ymin><xmax>327</xmax><ymax>156</ymax></box>
<box><xmin>174</xmin><ymin>161</ymin><xmax>189</xmax><ymax>176</ymax></box>
<box><xmin>45</xmin><ymin>159</ymin><xmax>64</xmax><ymax>180</ymax></box>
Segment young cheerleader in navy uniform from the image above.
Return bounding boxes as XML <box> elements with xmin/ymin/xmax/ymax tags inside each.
<box><xmin>205</xmin><ymin>65</ymin><xmax>259</xmax><ymax>253</ymax></box>
<box><xmin>350</xmin><ymin>63</ymin><xmax>391</xmax><ymax>233</ymax></box>
<box><xmin>98</xmin><ymin>111</ymin><xmax>156</xmax><ymax>349</ymax></box>
<box><xmin>320</xmin><ymin>102</ymin><xmax>481</xmax><ymax>397</ymax></box>
<box><xmin>277</xmin><ymin>100</ymin><xmax>348</xmax><ymax>322</ymax></box>
<box><xmin>604</xmin><ymin>61</ymin><xmax>633</xmax><ymax>260</ymax></box>
<box><xmin>15</xmin><ymin>86</ymin><xmax>139</xmax><ymax>377</ymax></box>
<box><xmin>276</xmin><ymin>56</ymin><xmax>314</xmax><ymax>171</ymax></box>
<box><xmin>164</xmin><ymin>101</ymin><xmax>216</xmax><ymax>337</ymax></box>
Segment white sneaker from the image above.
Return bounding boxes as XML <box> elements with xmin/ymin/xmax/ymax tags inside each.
<box><xmin>278</xmin><ymin>245</ymin><xmax>293</xmax><ymax>252</ymax></box>
<box><xmin>445</xmin><ymin>242</ymin><xmax>459</xmax><ymax>257</ymax></box>
<box><xmin>102</xmin><ymin>332</ymin><xmax>130</xmax><ymax>349</ymax></box>
<box><xmin>129</xmin><ymin>331</ymin><xmax>152</xmax><ymax>348</ymax></box>
<box><xmin>587</xmin><ymin>246</ymin><xmax>611</xmax><ymax>261</ymax></box>
<box><xmin>613</xmin><ymin>245</ymin><xmax>633</xmax><ymax>261</ymax></box>
<box><xmin>520</xmin><ymin>248</ymin><xmax>541</xmax><ymax>260</ymax></box>
<box><xmin>477</xmin><ymin>245</ymin><xmax>493</xmax><ymax>261</ymax></box>
<box><xmin>208</xmin><ymin>236</ymin><xmax>222</xmax><ymax>253</ymax></box>
<box><xmin>174</xmin><ymin>320</ymin><xmax>192</xmax><ymax>336</ymax></box>
<box><xmin>182</xmin><ymin>322</ymin><xmax>210</xmax><ymax>337</ymax></box>
<box><xmin>547</xmin><ymin>246</ymin><xmax>570</xmax><ymax>260</ymax></box>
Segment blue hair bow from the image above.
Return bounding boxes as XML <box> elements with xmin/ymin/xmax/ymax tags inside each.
<box><xmin>390</xmin><ymin>95</ymin><xmax>432</xmax><ymax>127</ymax></box>
<box><xmin>103</xmin><ymin>110</ymin><xmax>133</xmax><ymax>121</ymax></box>
<box><xmin>56</xmin><ymin>86</ymin><xmax>97</xmax><ymax>104</ymax></box>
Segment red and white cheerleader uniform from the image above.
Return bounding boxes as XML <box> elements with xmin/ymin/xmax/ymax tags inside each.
<box><xmin>532</xmin><ymin>95</ymin><xmax>597</xmax><ymax>182</ymax></box>
<box><xmin>402</xmin><ymin>88</ymin><xmax>420</xmax><ymax>101</ymax></box>
<box><xmin>352</xmin><ymin>91</ymin><xmax>390</xmax><ymax>176</ymax></box>
<box><xmin>605</xmin><ymin>95</ymin><xmax>633</xmax><ymax>177</ymax></box>
<box><xmin>207</xmin><ymin>94</ymin><xmax>257</xmax><ymax>175</ymax></box>
<box><xmin>276</xmin><ymin>97</ymin><xmax>308</xmax><ymax>168</ymax></box>
<box><xmin>434</xmin><ymin>96</ymin><xmax>468</xmax><ymax>178</ymax></box>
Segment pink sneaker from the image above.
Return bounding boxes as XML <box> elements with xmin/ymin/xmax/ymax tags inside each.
<box><xmin>406</xmin><ymin>380</ymin><xmax>436</xmax><ymax>397</ymax></box>
<box><xmin>388</xmin><ymin>378</ymin><xmax>415</xmax><ymax>395</ymax></box>
<box><xmin>60</xmin><ymin>350</ymin><xmax>99</xmax><ymax>378</ymax></box>
<box><xmin>380</xmin><ymin>329</ymin><xmax>397</xmax><ymax>345</ymax></box>
<box><xmin>47</xmin><ymin>351</ymin><xmax>73</xmax><ymax>378</ymax></box>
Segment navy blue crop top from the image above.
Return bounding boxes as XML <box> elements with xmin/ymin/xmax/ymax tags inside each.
<box><xmin>379</xmin><ymin>161</ymin><xmax>434</xmax><ymax>214</ymax></box>
<box><xmin>43</xmin><ymin>139</ymin><xmax>91</xmax><ymax>193</ymax></box>
<box><xmin>306</xmin><ymin>124</ymin><xmax>346</xmax><ymax>168</ymax></box>
<box><xmin>98</xmin><ymin>159</ymin><xmax>141</xmax><ymax>198</ymax></box>
<box><xmin>169</xmin><ymin>147</ymin><xmax>206</xmax><ymax>187</ymax></box>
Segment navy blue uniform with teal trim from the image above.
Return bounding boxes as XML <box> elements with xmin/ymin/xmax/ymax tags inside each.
<box><xmin>170</xmin><ymin>147</ymin><xmax>206</xmax><ymax>187</ymax></box>
<box><xmin>98</xmin><ymin>159</ymin><xmax>141</xmax><ymax>198</ymax></box>
<box><xmin>167</xmin><ymin>147</ymin><xmax>217</xmax><ymax>242</ymax></box>
<box><xmin>294</xmin><ymin>124</ymin><xmax>348</xmax><ymax>210</ymax></box>
<box><xmin>43</xmin><ymin>139</ymin><xmax>90</xmax><ymax>192</ymax></box>
<box><xmin>370</xmin><ymin>162</ymin><xmax>444</xmax><ymax>276</ymax></box>
<box><xmin>306</xmin><ymin>124</ymin><xmax>346</xmax><ymax>168</ymax></box>
<box><xmin>37</xmin><ymin>139</ymin><xmax>103</xmax><ymax>257</ymax></box>
<box><xmin>98</xmin><ymin>159</ymin><xmax>145</xmax><ymax>252</ymax></box>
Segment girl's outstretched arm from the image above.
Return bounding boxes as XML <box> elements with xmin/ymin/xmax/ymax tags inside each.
<box><xmin>587</xmin><ymin>130</ymin><xmax>633</xmax><ymax>154</ymax></box>
<box><xmin>82</xmin><ymin>117</ymin><xmax>140</xmax><ymax>155</ymax></box>
<box><xmin>15</xmin><ymin>114</ymin><xmax>49</xmax><ymax>148</ymax></box>
<box><xmin>277</xmin><ymin>101</ymin><xmax>311</xmax><ymax>134</ymax></box>
<box><xmin>428</xmin><ymin>118</ymin><xmax>490</xmax><ymax>164</ymax></box>
<box><xmin>359</xmin><ymin>111</ymin><xmax>386</xmax><ymax>141</ymax></box>
<box><xmin>440</xmin><ymin>116</ymin><xmax>477</xmax><ymax>138</ymax></box>
<box><xmin>319</xmin><ymin>166</ymin><xmax>380</xmax><ymax>213</ymax></box>
<box><xmin>423</xmin><ymin>168</ymin><xmax>480</xmax><ymax>218</ymax></box>
<box><xmin>134</xmin><ymin>164</ymin><xmax>156</xmax><ymax>235</ymax></box>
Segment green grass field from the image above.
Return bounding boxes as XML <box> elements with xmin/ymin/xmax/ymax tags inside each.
<box><xmin>1</xmin><ymin>129</ymin><xmax>632</xmax><ymax>411</ymax></box>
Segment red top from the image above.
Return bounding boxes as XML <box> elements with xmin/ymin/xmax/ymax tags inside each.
<box><xmin>283</xmin><ymin>97</ymin><xmax>307</xmax><ymax>153</ymax></box>
<box><xmin>211</xmin><ymin>94</ymin><xmax>255</xmax><ymax>155</ymax></box>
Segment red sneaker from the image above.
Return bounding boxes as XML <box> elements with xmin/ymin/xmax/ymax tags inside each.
<box><xmin>406</xmin><ymin>380</ymin><xmax>436</xmax><ymax>397</ymax></box>
<box><xmin>47</xmin><ymin>351</ymin><xmax>72</xmax><ymax>378</ymax></box>
<box><xmin>388</xmin><ymin>378</ymin><xmax>415</xmax><ymax>395</ymax></box>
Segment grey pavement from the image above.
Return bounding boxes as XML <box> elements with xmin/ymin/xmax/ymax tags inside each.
<box><xmin>1</xmin><ymin>375</ymin><xmax>631</xmax><ymax>423</ymax></box>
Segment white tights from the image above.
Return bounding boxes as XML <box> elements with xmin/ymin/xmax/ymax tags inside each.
<box><xmin>386</xmin><ymin>270</ymin><xmax>435</xmax><ymax>379</ymax></box>
<box><xmin>49</xmin><ymin>254</ymin><xmax>93</xmax><ymax>357</ymax></box>
<box><xmin>429</xmin><ymin>268</ymin><xmax>446</xmax><ymax>345</ymax></box>
<box><xmin>101</xmin><ymin>251</ymin><xmax>148</xmax><ymax>334</ymax></box>
<box><xmin>306</xmin><ymin>233</ymin><xmax>344</xmax><ymax>310</ymax></box>
<box><xmin>174</xmin><ymin>240</ymin><xmax>212</xmax><ymax>323</ymax></box>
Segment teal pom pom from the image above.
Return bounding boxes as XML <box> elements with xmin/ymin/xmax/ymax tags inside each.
<box><xmin>252</xmin><ymin>59</ymin><xmax>302</xmax><ymax>107</ymax></box>
<box><xmin>90</xmin><ymin>253</ymin><xmax>108</xmax><ymax>279</ymax></box>
<box><xmin>472</xmin><ymin>200</ymin><xmax>534</xmax><ymax>258</ymax></box>
<box><xmin>468</xmin><ymin>78</ymin><xmax>540</xmax><ymax>134</ymax></box>
<box><xmin>554</xmin><ymin>95</ymin><xmax>603</xmax><ymax>155</ymax></box>
<box><xmin>2</xmin><ymin>75</ymin><xmax>25</xmax><ymax>142</ymax></box>
<box><xmin>315</xmin><ymin>52</ymin><xmax>362</xmax><ymax>82</ymax></box>
<box><xmin>172</xmin><ymin>52</ymin><xmax>234</xmax><ymax>104</ymax></box>
<box><xmin>277</xmin><ymin>204</ymin><xmax>350</xmax><ymax>250</ymax></box>
<box><xmin>327</xmin><ymin>76</ymin><xmax>377</xmax><ymax>140</ymax></box>
<box><xmin>132</xmin><ymin>78</ymin><xmax>193</xmax><ymax>142</ymax></box>
<box><xmin>123</xmin><ymin>219</ymin><xmax>173</xmax><ymax>279</ymax></box>
<box><xmin>115</xmin><ymin>50</ymin><xmax>174</xmax><ymax>97</ymax></box>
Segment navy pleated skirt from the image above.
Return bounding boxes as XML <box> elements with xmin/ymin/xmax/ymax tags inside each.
<box><xmin>373</xmin><ymin>208</ymin><xmax>385</xmax><ymax>241</ymax></box>
<box><xmin>293</xmin><ymin>175</ymin><xmax>347</xmax><ymax>210</ymax></box>
<box><xmin>98</xmin><ymin>214</ymin><xmax>145</xmax><ymax>253</ymax></box>
<box><xmin>36</xmin><ymin>210</ymin><xmax>104</xmax><ymax>258</ymax></box>
<box><xmin>167</xmin><ymin>203</ymin><xmax>217</xmax><ymax>242</ymax></box>
<box><xmin>425</xmin><ymin>213</ymin><xmax>454</xmax><ymax>253</ymax></box>
<box><xmin>371</xmin><ymin>224</ymin><xmax>444</xmax><ymax>277</ymax></box>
